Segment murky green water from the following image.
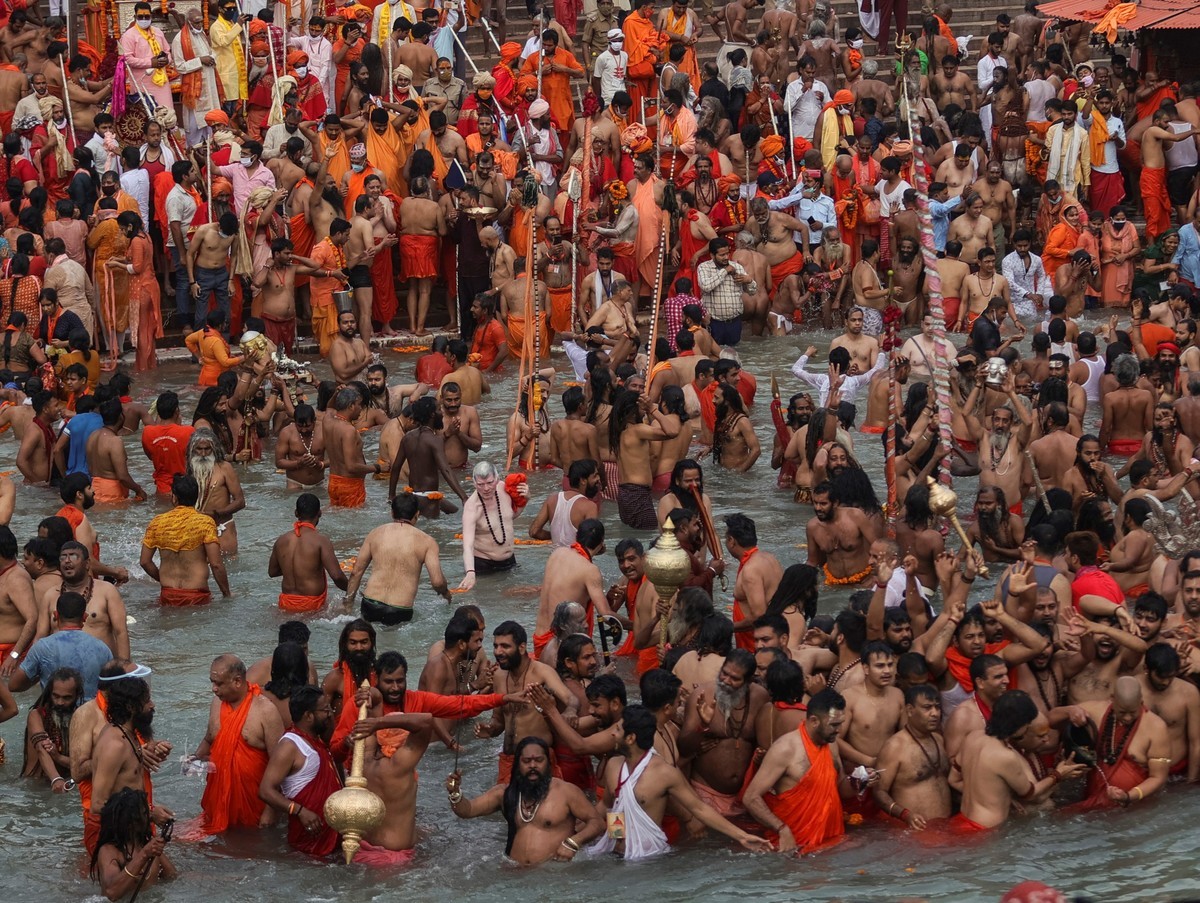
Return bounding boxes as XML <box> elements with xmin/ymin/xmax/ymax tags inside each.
<box><xmin>0</xmin><ymin>321</ymin><xmax>1191</xmax><ymax>903</ymax></box>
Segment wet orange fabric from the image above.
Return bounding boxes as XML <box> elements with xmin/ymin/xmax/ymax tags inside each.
<box><xmin>344</xmin><ymin>169</ymin><xmax>373</xmax><ymax>217</ymax></box>
<box><xmin>91</xmin><ymin>476</ymin><xmax>128</xmax><ymax>503</ymax></box>
<box><xmin>201</xmin><ymin>684</ymin><xmax>270</xmax><ymax>833</ymax></box>
<box><xmin>399</xmin><ymin>234</ymin><xmax>439</xmax><ymax>279</ymax></box>
<box><xmin>328</xmin><ymin>473</ymin><xmax>367</xmax><ymax>508</ymax></box>
<box><xmin>616</xmin><ymin>577</ymin><xmax>642</xmax><ymax>656</ymax></box>
<box><xmin>547</xmin><ymin>284</ymin><xmax>573</xmax><ymax>334</ymax></box>
<box><xmin>159</xmin><ymin>587</ymin><xmax>213</xmax><ymax>605</ymax></box>
<box><xmin>532</xmin><ymin>629</ymin><xmax>554</xmax><ymax>660</ymax></box>
<box><xmin>279</xmin><ymin>590</ymin><xmax>328</xmax><ymax>612</ymax></box>
<box><xmin>944</xmin><ymin>641</ymin><xmax>1014</xmax><ymax>693</ymax></box>
<box><xmin>330</xmin><ymin>662</ymin><xmax>375</xmax><ymax>763</ymax></box>
<box><xmin>732</xmin><ymin>599</ymin><xmax>756</xmax><ymax>652</ymax></box>
<box><xmin>764</xmin><ymin>724</ymin><xmax>844</xmax><ymax>852</ymax></box>
<box><xmin>365</xmin><ymin>123</ymin><xmax>406</xmax><ymax>195</ymax></box>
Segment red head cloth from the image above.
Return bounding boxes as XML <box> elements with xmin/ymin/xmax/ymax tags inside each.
<box><xmin>516</xmin><ymin>74</ymin><xmax>538</xmax><ymax>94</ymax></box>
<box><xmin>287</xmin><ymin>50</ymin><xmax>309</xmax><ymax>67</ymax></box>
<box><xmin>211</xmin><ymin>176</ymin><xmax>233</xmax><ymax>200</ymax></box>
<box><xmin>582</xmin><ymin>90</ymin><xmax>600</xmax><ymax>117</ymax></box>
<box><xmin>204</xmin><ymin>110</ymin><xmax>231</xmax><ymax>127</ymax></box>
<box><xmin>1001</xmin><ymin>882</ymin><xmax>1066</xmax><ymax>903</ymax></box>
<box><xmin>248</xmin><ymin>18</ymin><xmax>267</xmax><ymax>38</ymax></box>
<box><xmin>1158</xmin><ymin>342</ymin><xmax>1182</xmax><ymax>356</ymax></box>
<box><xmin>500</xmin><ymin>42</ymin><xmax>522</xmax><ymax>63</ymax></box>
<box><xmin>717</xmin><ymin>173</ymin><xmax>742</xmax><ymax>193</ymax></box>
<box><xmin>250</xmin><ymin>39</ymin><xmax>270</xmax><ymax>56</ymax></box>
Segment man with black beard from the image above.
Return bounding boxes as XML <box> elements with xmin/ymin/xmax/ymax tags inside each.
<box><xmin>321</xmin><ymin>618</ymin><xmax>377</xmax><ymax>759</ymax></box>
<box><xmin>387</xmin><ymin>395</ymin><xmax>467</xmax><ymax>517</ymax></box>
<box><xmin>771</xmin><ymin>392</ymin><xmax>813</xmax><ymax>487</ymax></box>
<box><xmin>882</xmin><ymin>608</ymin><xmax>914</xmax><ymax>655</ymax></box>
<box><xmin>529</xmin><ymin>459</ymin><xmax>602</xmax><ymax>547</ymax></box>
<box><xmin>1143</xmin><ymin>402</ymin><xmax>1195</xmax><ymax>483</ymax></box>
<box><xmin>329</xmin><ymin>310</ymin><xmax>372</xmax><ymax>385</ymax></box>
<box><xmin>23</xmin><ymin>666</ymin><xmax>83</xmax><ymax>787</ymax></box>
<box><xmin>679</xmin><ymin>648</ymin><xmax>768</xmax><ymax>822</ymax></box>
<box><xmin>447</xmin><ymin>735</ymin><xmax>604</xmax><ymax>866</ymax></box>
<box><xmin>477</xmin><ymin>621</ymin><xmax>575</xmax><ymax>784</ymax></box>
<box><xmin>890</xmin><ymin>237</ymin><xmax>926</xmax><ymax>324</ymax></box>
<box><xmin>967</xmin><ymin>485</ymin><xmax>1024</xmax><ymax>564</ymax></box>
<box><xmin>1065</xmin><ymin>612</ymin><xmax>1147</xmax><ymax>706</ymax></box>
<box><xmin>86</xmin><ymin>674</ymin><xmax>173</xmax><ymax>855</ymax></box>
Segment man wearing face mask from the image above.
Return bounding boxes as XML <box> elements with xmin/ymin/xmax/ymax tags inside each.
<box><xmin>244</xmin><ymin>38</ymin><xmax>276</xmax><ymax>139</ymax></box>
<box><xmin>457</xmin><ymin>72</ymin><xmax>499</xmax><ymax>141</ymax></box>
<box><xmin>1079</xmin><ymin>89</ymin><xmax>1125</xmax><ymax>216</ymax></box>
<box><xmin>117</xmin><ymin>3</ymin><xmax>173</xmax><ymax>113</ymax></box>
<box><xmin>217</xmin><ymin>139</ymin><xmax>275</xmax><ymax>217</ymax></box>
<box><xmin>423</xmin><ymin>56</ymin><xmax>467</xmax><ymax>125</ymax></box>
<box><xmin>171</xmin><ymin>7</ymin><xmax>220</xmax><ymax>146</ymax></box>
<box><xmin>287</xmin><ymin>52</ymin><xmax>326</xmax><ymax>122</ymax></box>
<box><xmin>287</xmin><ymin>16</ymin><xmax>334</xmax><ymax>110</ymax></box>
<box><xmin>210</xmin><ymin>0</ymin><xmax>248</xmax><ymax>116</ymax></box>
<box><xmin>591</xmin><ymin>26</ymin><xmax>628</xmax><ymax>106</ymax></box>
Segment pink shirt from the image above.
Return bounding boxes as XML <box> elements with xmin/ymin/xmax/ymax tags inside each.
<box><xmin>217</xmin><ymin>161</ymin><xmax>277</xmax><ymax>217</ymax></box>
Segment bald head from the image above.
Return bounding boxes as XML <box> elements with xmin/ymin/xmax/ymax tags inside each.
<box><xmin>213</xmin><ymin>654</ymin><xmax>246</xmax><ymax>678</ymax></box>
<box><xmin>1114</xmin><ymin>675</ymin><xmax>1142</xmax><ymax>709</ymax></box>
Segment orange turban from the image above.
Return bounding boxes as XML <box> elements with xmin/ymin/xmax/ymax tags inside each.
<box><xmin>287</xmin><ymin>50</ymin><xmax>309</xmax><ymax>67</ymax></box>
<box><xmin>250</xmin><ymin>39</ymin><xmax>270</xmax><ymax>56</ymax></box>
<box><xmin>516</xmin><ymin>74</ymin><xmax>537</xmax><ymax>94</ymax></box>
<box><xmin>717</xmin><ymin>173</ymin><xmax>742</xmax><ymax>193</ymax></box>
<box><xmin>793</xmin><ymin>136</ymin><xmax>813</xmax><ymax>159</ymax></box>
<box><xmin>211</xmin><ymin>176</ymin><xmax>233</xmax><ymax>199</ymax></box>
<box><xmin>833</xmin><ymin>89</ymin><xmax>855</xmax><ymax>106</ymax></box>
<box><xmin>760</xmin><ymin>135</ymin><xmax>785</xmax><ymax>158</ymax></box>
<box><xmin>500</xmin><ymin>42</ymin><xmax>522</xmax><ymax>63</ymax></box>
<box><xmin>204</xmin><ymin>110</ymin><xmax>231</xmax><ymax>127</ymax></box>
<box><xmin>377</xmin><ymin>728</ymin><xmax>409</xmax><ymax>758</ymax></box>
<box><xmin>248</xmin><ymin>19</ymin><xmax>267</xmax><ymax>38</ymax></box>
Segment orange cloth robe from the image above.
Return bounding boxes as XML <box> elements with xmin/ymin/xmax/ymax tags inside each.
<box><xmin>127</xmin><ymin>233</ymin><xmax>161</xmax><ymax>371</ymax></box>
<box><xmin>200</xmin><ymin>684</ymin><xmax>270</xmax><ymax>833</ymax></box>
<box><xmin>764</xmin><ymin>724</ymin><xmax>845</xmax><ymax>852</ymax></box>
<box><xmin>662</xmin><ymin>9</ymin><xmax>700</xmax><ymax>92</ymax></box>
<box><xmin>185</xmin><ymin>327</ymin><xmax>238</xmax><ymax>386</ymax></box>
<box><xmin>319</xmin><ymin>132</ymin><xmax>352</xmax><ymax>187</ymax></box>
<box><xmin>632</xmin><ymin>176</ymin><xmax>664</xmax><ymax>288</ymax></box>
<box><xmin>520</xmin><ymin>48</ymin><xmax>585</xmax><ymax>133</ymax></box>
<box><xmin>623</xmin><ymin>12</ymin><xmax>666</xmax><ymax>116</ymax></box>
<box><xmin>364</xmin><ymin>123</ymin><xmax>406</xmax><ymax>195</ymax></box>
<box><xmin>309</xmin><ymin>239</ymin><xmax>345</xmax><ymax>357</ymax></box>
<box><xmin>289</xmin><ymin>178</ymin><xmax>315</xmax><ymax>288</ymax></box>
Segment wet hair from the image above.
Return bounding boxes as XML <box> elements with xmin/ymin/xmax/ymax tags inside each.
<box><xmin>696</xmin><ymin>614</ymin><xmax>734</xmax><ymax>657</ymax></box>
<box><xmin>807</xmin><ymin>688</ymin><xmax>846</xmax><ymax>719</ymax></box>
<box><xmin>765</xmin><ymin>659</ymin><xmax>805</xmax><ymax>704</ymax></box>
<box><xmin>586</xmin><ymin>673</ymin><xmax>626</xmax><ymax>704</ymax></box>
<box><xmin>985</xmin><ymin>690</ymin><xmax>1038</xmax><ymax>739</ymax></box>
<box><xmin>640</xmin><ymin>668</ymin><xmax>682</xmax><ymax>709</ymax></box>
<box><xmin>1146</xmin><ymin>642</ymin><xmax>1180</xmax><ymax>678</ymax></box>
<box><xmin>264</xmin><ymin>642</ymin><xmax>310</xmax><ymax>700</ymax></box>
<box><xmin>766</xmin><ymin>563</ymin><xmax>820</xmax><ymax>622</ymax></box>
<box><xmin>89</xmin><ymin>789</ymin><xmax>152</xmax><ymax>881</ymax></box>
<box><xmin>897</xmin><ymin>652</ymin><xmax>930</xmax><ymax>683</ymax></box>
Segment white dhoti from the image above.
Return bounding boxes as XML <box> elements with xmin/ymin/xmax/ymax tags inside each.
<box><xmin>587</xmin><ymin>748</ymin><xmax>669</xmax><ymax>861</ymax></box>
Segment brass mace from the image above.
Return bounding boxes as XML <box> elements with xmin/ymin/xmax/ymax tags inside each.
<box><xmin>926</xmin><ymin>477</ymin><xmax>988</xmax><ymax>578</ymax></box>
<box><xmin>645</xmin><ymin>517</ymin><xmax>693</xmax><ymax>655</ymax></box>
<box><xmin>323</xmin><ymin>680</ymin><xmax>386</xmax><ymax>864</ymax></box>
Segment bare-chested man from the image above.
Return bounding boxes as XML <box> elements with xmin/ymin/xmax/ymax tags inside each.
<box><xmin>872</xmin><ymin>683</ymin><xmax>952</xmax><ymax>828</ymax></box>
<box><xmin>946</xmin><ymin>192</ymin><xmax>995</xmax><ymax>266</ymax></box>
<box><xmin>1140</xmin><ymin>643</ymin><xmax>1200</xmax><ymax>782</ymax></box>
<box><xmin>251</xmin><ymin>238</ymin><xmax>322</xmax><ymax>357</ymax></box>
<box><xmin>139</xmin><ymin>474</ymin><xmax>231</xmax><ymax>604</ymax></box>
<box><xmin>532</xmin><ymin>519</ymin><xmax>622</xmax><ymax>656</ymax></box>
<box><xmin>0</xmin><ymin>525</ymin><xmax>36</xmax><ymax>675</ymax></box>
<box><xmin>447</xmin><ymin>735</ymin><xmax>604</xmax><ymax>865</ymax></box>
<box><xmin>186</xmin><ymin>213</ymin><xmax>240</xmax><ymax>318</ymax></box>
<box><xmin>965</xmin><ymin>375</ymin><xmax>1032</xmax><ymax>509</ymax></box>
<box><xmin>325</xmin><ymin>386</ymin><xmax>381</xmax><ymax>509</ymax></box>
<box><xmin>930</xmin><ymin>56</ymin><xmax>978</xmax><ymax>112</ymax></box>
<box><xmin>1100</xmin><ymin>354</ymin><xmax>1155</xmax><ymax>456</ymax></box>
<box><xmin>806</xmin><ymin>481</ymin><xmax>881</xmax><ymax>586</ymax></box>
<box><xmin>345</xmin><ymin>493</ymin><xmax>449</xmax><ymax>627</ymax></box>
<box><xmin>275</xmin><ymin>403</ymin><xmax>326</xmax><ymax>490</ymax></box>
<box><xmin>679</xmin><ymin>649</ymin><xmax>769</xmax><ymax>821</ymax></box>
<box><xmin>399</xmin><ymin>175</ymin><xmax>448</xmax><ymax>335</ymax></box>
<box><xmin>830</xmin><ymin>307</ymin><xmax>881</xmax><ymax>373</ymax></box>
<box><xmin>387</xmin><ymin>395</ymin><xmax>467</xmax><ymax>517</ymax></box>
<box><xmin>439</xmin><ymin>380</ymin><xmax>482</xmax><ymax>469</ymax></box>
<box><xmin>973</xmin><ymin>162</ymin><xmax>1017</xmax><ymax>257</ymax></box>
<box><xmin>838</xmin><ymin>642</ymin><xmax>905</xmax><ymax>774</ymax></box>
<box><xmin>268</xmin><ymin>493</ymin><xmax>347</xmax><ymax>613</ymax></box>
<box><xmin>475</xmin><ymin>621</ymin><xmax>576</xmax><ymax>784</ymax></box>
<box><xmin>39</xmin><ymin>540</ymin><xmax>128</xmax><ymax>659</ymax></box>
<box><xmin>85</xmin><ymin>399</ymin><xmax>147</xmax><ymax>503</ymax></box>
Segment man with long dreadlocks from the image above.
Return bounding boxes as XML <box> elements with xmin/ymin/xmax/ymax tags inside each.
<box><xmin>967</xmin><ymin>485</ymin><xmax>1025</xmax><ymax>564</ymax></box>
<box><xmin>447</xmin><ymin>734</ymin><xmax>604</xmax><ymax>865</ymax></box>
<box><xmin>186</xmin><ymin>427</ymin><xmax>245</xmax><ymax>556</ymax></box>
<box><xmin>89</xmin><ymin>788</ymin><xmax>177</xmax><ymax>898</ymax></box>
<box><xmin>22</xmin><ymin>666</ymin><xmax>83</xmax><ymax>787</ymax></box>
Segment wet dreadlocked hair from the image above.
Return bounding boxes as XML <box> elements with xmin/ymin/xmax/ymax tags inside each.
<box><xmin>192</xmin><ymin>386</ymin><xmax>233</xmax><ymax>454</ymax></box>
<box><xmin>89</xmin><ymin>788</ymin><xmax>152</xmax><ymax>881</ymax></box>
<box><xmin>804</xmin><ymin>407</ymin><xmax>832</xmax><ymax>467</ymax></box>
<box><xmin>830</xmin><ymin>457</ymin><xmax>882</xmax><ymax>515</ymax></box>
<box><xmin>264</xmin><ymin>642</ymin><xmax>310</xmax><ymax>702</ymax></box>
<box><xmin>585</xmin><ymin>366</ymin><xmax>613</xmax><ymax>424</ymax></box>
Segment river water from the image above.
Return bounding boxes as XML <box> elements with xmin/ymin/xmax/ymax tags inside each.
<box><xmin>0</xmin><ymin>322</ymin><xmax>1192</xmax><ymax>903</ymax></box>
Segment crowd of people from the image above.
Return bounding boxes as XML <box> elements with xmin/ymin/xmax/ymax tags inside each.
<box><xmin>1</xmin><ymin>0</ymin><xmax>1200</xmax><ymax>899</ymax></box>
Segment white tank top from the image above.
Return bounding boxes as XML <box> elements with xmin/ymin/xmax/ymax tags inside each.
<box><xmin>1080</xmin><ymin>356</ymin><xmax>1104</xmax><ymax>402</ymax></box>
<box><xmin>550</xmin><ymin>492</ymin><xmax>583</xmax><ymax>548</ymax></box>
<box><xmin>280</xmin><ymin>731</ymin><xmax>320</xmax><ymax>797</ymax></box>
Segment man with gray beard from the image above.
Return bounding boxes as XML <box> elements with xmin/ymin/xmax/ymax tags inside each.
<box><xmin>186</xmin><ymin>428</ymin><xmax>245</xmax><ymax>556</ymax></box>
<box><xmin>537</xmin><ymin>601</ymin><xmax>587</xmax><ymax>667</ymax></box>
<box><xmin>967</xmin><ymin>486</ymin><xmax>1025</xmax><ymax>564</ymax></box>
<box><xmin>678</xmin><ymin>649</ymin><xmax>768</xmax><ymax>824</ymax></box>
<box><xmin>963</xmin><ymin>374</ymin><xmax>1033</xmax><ymax>517</ymax></box>
<box><xmin>665</xmin><ymin>586</ymin><xmax>715</xmax><ymax>650</ymax></box>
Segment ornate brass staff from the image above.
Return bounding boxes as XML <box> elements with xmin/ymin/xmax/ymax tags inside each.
<box><xmin>927</xmin><ymin>476</ymin><xmax>988</xmax><ymax>577</ymax></box>
<box><xmin>323</xmin><ymin>680</ymin><xmax>385</xmax><ymax>864</ymax></box>
<box><xmin>647</xmin><ymin>517</ymin><xmax>693</xmax><ymax>657</ymax></box>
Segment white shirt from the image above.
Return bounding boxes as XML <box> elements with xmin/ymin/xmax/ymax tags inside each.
<box><xmin>874</xmin><ymin>178</ymin><xmax>912</xmax><ymax>217</ymax></box>
<box><xmin>1079</xmin><ymin>113</ymin><xmax>1124</xmax><ymax>173</ymax></box>
<box><xmin>1001</xmin><ymin>250</ymin><xmax>1046</xmax><ymax>315</ymax></box>
<box><xmin>1024</xmin><ymin>79</ymin><xmax>1055</xmax><ymax>122</ymax></box>
<box><xmin>976</xmin><ymin>52</ymin><xmax>1007</xmax><ymax>90</ymax></box>
<box><xmin>120</xmin><ymin>168</ymin><xmax>151</xmax><ymax>226</ymax></box>
<box><xmin>790</xmin><ymin>351</ymin><xmax>886</xmax><ymax>406</ymax></box>
<box><xmin>1167</xmin><ymin>121</ymin><xmax>1198</xmax><ymax>171</ymax></box>
<box><xmin>784</xmin><ymin>78</ymin><xmax>831</xmax><ymax>142</ymax></box>
<box><xmin>592</xmin><ymin>48</ymin><xmax>628</xmax><ymax>105</ymax></box>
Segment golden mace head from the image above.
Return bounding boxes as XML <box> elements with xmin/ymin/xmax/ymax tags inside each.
<box><xmin>323</xmin><ymin>680</ymin><xmax>386</xmax><ymax>864</ymax></box>
<box><xmin>644</xmin><ymin>517</ymin><xmax>693</xmax><ymax>602</ymax></box>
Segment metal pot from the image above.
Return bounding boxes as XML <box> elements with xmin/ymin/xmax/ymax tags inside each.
<box><xmin>333</xmin><ymin>289</ymin><xmax>354</xmax><ymax>314</ymax></box>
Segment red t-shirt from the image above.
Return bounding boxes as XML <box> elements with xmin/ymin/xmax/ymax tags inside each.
<box><xmin>471</xmin><ymin>319</ymin><xmax>507</xmax><ymax>370</ymax></box>
<box><xmin>1071</xmin><ymin>565</ymin><xmax>1123</xmax><ymax>611</ymax></box>
<box><xmin>141</xmin><ymin>423</ymin><xmax>195</xmax><ymax>494</ymax></box>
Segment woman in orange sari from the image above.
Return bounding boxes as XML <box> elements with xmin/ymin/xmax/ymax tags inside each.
<box><xmin>1041</xmin><ymin>204</ymin><xmax>1082</xmax><ymax>286</ymax></box>
<box><xmin>106</xmin><ymin>212</ymin><xmax>162</xmax><ymax>371</ymax></box>
<box><xmin>86</xmin><ymin>201</ymin><xmax>130</xmax><ymax>352</ymax></box>
<box><xmin>1099</xmin><ymin>206</ymin><xmax>1139</xmax><ymax>308</ymax></box>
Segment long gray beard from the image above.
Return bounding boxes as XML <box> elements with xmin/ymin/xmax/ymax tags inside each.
<box><xmin>714</xmin><ymin>681</ymin><xmax>748</xmax><ymax>722</ymax></box>
<box><xmin>667</xmin><ymin>604</ymin><xmax>693</xmax><ymax>646</ymax></box>
<box><xmin>990</xmin><ymin>431</ymin><xmax>1011</xmax><ymax>457</ymax></box>
<box><xmin>189</xmin><ymin>453</ymin><xmax>217</xmax><ymax>510</ymax></box>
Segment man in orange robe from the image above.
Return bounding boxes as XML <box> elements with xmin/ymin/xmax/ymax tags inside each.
<box><xmin>630</xmin><ymin>154</ymin><xmax>664</xmax><ymax>295</ymax></box>
<box><xmin>364</xmin><ymin>108</ymin><xmax>406</xmax><ymax>196</ymax></box>
<box><xmin>623</xmin><ymin>0</ymin><xmax>667</xmax><ymax>116</ymax></box>
<box><xmin>743</xmin><ymin>690</ymin><xmax>848</xmax><ymax>854</ymax></box>
<box><xmin>317</xmin><ymin>117</ymin><xmax>352</xmax><ymax>187</ymax></box>
<box><xmin>520</xmin><ymin>30</ymin><xmax>585</xmax><ymax>144</ymax></box>
<box><xmin>343</xmin><ymin>143</ymin><xmax>379</xmax><ymax>216</ymax></box>
<box><xmin>197</xmin><ymin>656</ymin><xmax>282</xmax><ymax>833</ymax></box>
<box><xmin>309</xmin><ymin>224</ymin><xmax>352</xmax><ymax>358</ymax></box>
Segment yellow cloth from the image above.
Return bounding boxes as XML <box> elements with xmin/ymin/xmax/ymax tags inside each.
<box><xmin>210</xmin><ymin>17</ymin><xmax>247</xmax><ymax>101</ymax></box>
<box><xmin>819</xmin><ymin>110</ymin><xmax>854</xmax><ymax>170</ymax></box>
<box><xmin>1089</xmin><ymin>113</ymin><xmax>1109</xmax><ymax>173</ymax></box>
<box><xmin>142</xmin><ymin>505</ymin><xmax>219</xmax><ymax>553</ymax></box>
<box><xmin>134</xmin><ymin>25</ymin><xmax>168</xmax><ymax>86</ymax></box>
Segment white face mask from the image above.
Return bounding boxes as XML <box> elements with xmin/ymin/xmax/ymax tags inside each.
<box><xmin>351</xmin><ymin>162</ymin><xmax>365</xmax><ymax>172</ymax></box>
<box><xmin>1081</xmin><ymin>74</ymin><xmax>1093</xmax><ymax>86</ymax></box>
<box><xmin>296</xmin><ymin>66</ymin><xmax>308</xmax><ymax>78</ymax></box>
<box><xmin>136</xmin><ymin>16</ymin><xmax>152</xmax><ymax>28</ymax></box>
<box><xmin>55</xmin><ymin>117</ymin><xmax>66</xmax><ymax>128</ymax></box>
<box><xmin>851</xmin><ymin>39</ymin><xmax>863</xmax><ymax>49</ymax></box>
<box><xmin>241</xmin><ymin>156</ymin><xmax>255</xmax><ymax>168</ymax></box>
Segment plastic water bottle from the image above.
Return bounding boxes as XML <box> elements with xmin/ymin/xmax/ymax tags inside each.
<box><xmin>180</xmin><ymin>755</ymin><xmax>216</xmax><ymax>777</ymax></box>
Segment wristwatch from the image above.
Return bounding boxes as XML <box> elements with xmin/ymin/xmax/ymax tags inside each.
<box><xmin>9</xmin><ymin>650</ymin><xmax>18</xmax><ymax>659</ymax></box>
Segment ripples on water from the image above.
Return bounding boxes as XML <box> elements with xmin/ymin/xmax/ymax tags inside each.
<box><xmin>1</xmin><ymin>323</ymin><xmax>1195</xmax><ymax>902</ymax></box>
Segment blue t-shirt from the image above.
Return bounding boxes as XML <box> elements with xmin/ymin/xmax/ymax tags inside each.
<box><xmin>20</xmin><ymin>629</ymin><xmax>113</xmax><ymax>699</ymax></box>
<box><xmin>65</xmin><ymin>411</ymin><xmax>103</xmax><ymax>477</ymax></box>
